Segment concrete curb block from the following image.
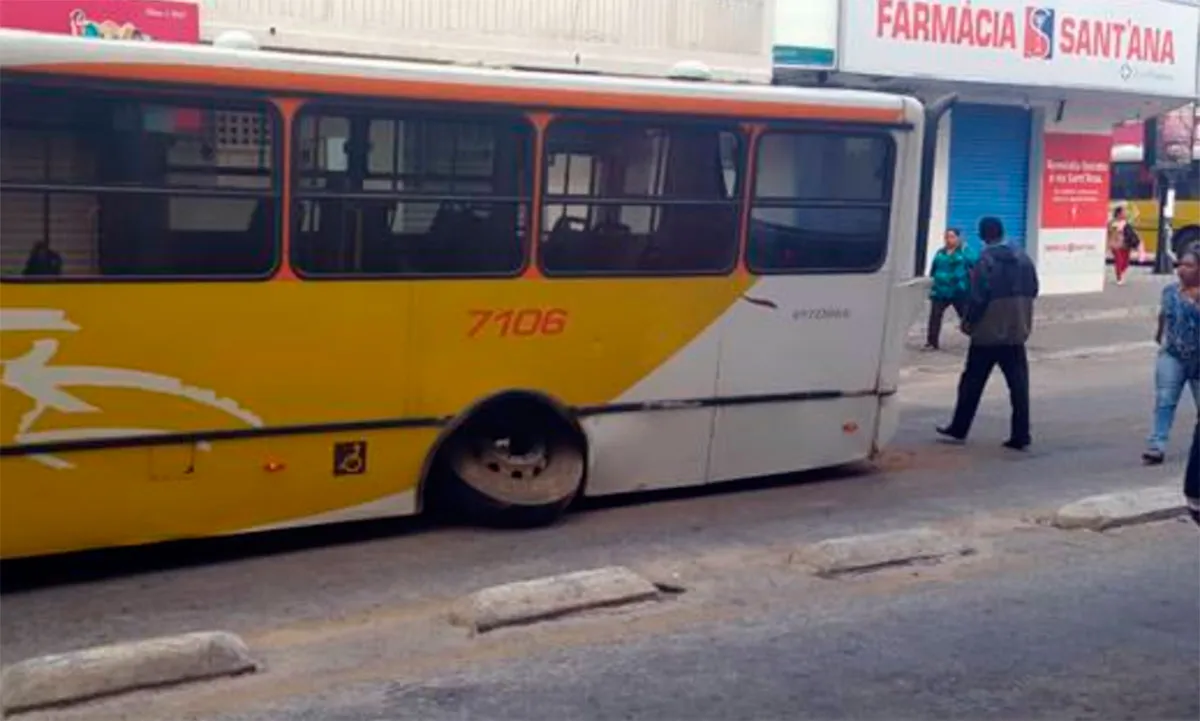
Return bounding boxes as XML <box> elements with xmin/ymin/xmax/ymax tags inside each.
<box><xmin>790</xmin><ymin>527</ymin><xmax>974</xmax><ymax>576</ymax></box>
<box><xmin>0</xmin><ymin>631</ymin><xmax>257</xmax><ymax>715</ymax></box>
<box><xmin>450</xmin><ymin>566</ymin><xmax>661</xmax><ymax>634</ymax></box>
<box><xmin>1051</xmin><ymin>484</ymin><xmax>1186</xmax><ymax>531</ymax></box>
<box><xmin>901</xmin><ymin>341</ymin><xmax>1157</xmax><ymax>379</ymax></box>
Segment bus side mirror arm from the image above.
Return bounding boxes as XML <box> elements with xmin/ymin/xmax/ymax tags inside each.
<box><xmin>913</xmin><ymin>94</ymin><xmax>959</xmax><ymax>277</ymax></box>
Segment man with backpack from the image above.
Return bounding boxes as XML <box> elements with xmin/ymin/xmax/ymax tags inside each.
<box><xmin>937</xmin><ymin>217</ymin><xmax>1040</xmax><ymax>450</ymax></box>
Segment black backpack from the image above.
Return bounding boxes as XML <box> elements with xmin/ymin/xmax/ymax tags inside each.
<box><xmin>1122</xmin><ymin>223</ymin><xmax>1141</xmax><ymax>250</ymax></box>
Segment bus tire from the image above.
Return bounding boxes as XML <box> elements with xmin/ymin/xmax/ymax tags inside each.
<box><xmin>1173</xmin><ymin>227</ymin><xmax>1199</xmax><ymax>259</ymax></box>
<box><xmin>429</xmin><ymin>394</ymin><xmax>586</xmax><ymax>528</ymax></box>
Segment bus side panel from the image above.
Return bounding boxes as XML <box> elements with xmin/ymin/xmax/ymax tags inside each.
<box><xmin>581</xmin><ymin>407</ymin><xmax>717</xmax><ymax>495</ymax></box>
<box><xmin>0</xmin><ymin>271</ymin><xmax>753</xmax><ymax>557</ymax></box>
<box><xmin>405</xmin><ymin>277</ymin><xmax>738</xmax><ymax>415</ymax></box>
<box><xmin>1122</xmin><ymin>198</ymin><xmax>1200</xmax><ymax>258</ymax></box>
<box><xmin>705</xmin><ymin>122</ymin><xmax>907</xmax><ymax>481</ymax></box>
<box><xmin>0</xmin><ymin>282</ymin><xmax>433</xmax><ymax>559</ymax></box>
<box><xmin>709</xmin><ymin>395</ymin><xmax>881</xmax><ymax>481</ymax></box>
<box><xmin>0</xmin><ymin>428</ymin><xmax>435</xmax><ymax>559</ymax></box>
<box><xmin>405</xmin><ymin>276</ymin><xmax>748</xmax><ymax>496</ymax></box>
<box><xmin>707</xmin><ymin>274</ymin><xmax>889</xmax><ymax>482</ymax></box>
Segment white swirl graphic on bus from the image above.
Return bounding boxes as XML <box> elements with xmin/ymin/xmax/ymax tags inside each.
<box><xmin>0</xmin><ymin>309</ymin><xmax>263</xmax><ymax>469</ymax></box>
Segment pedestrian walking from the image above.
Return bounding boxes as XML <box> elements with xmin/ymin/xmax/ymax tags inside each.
<box><xmin>1107</xmin><ymin>206</ymin><xmax>1138</xmax><ymax>286</ymax></box>
<box><xmin>937</xmin><ymin>217</ymin><xmax>1039</xmax><ymax>450</ymax></box>
<box><xmin>1142</xmin><ymin>245</ymin><xmax>1200</xmax><ymax>465</ymax></box>
<box><xmin>924</xmin><ymin>228</ymin><xmax>973</xmax><ymax>350</ymax></box>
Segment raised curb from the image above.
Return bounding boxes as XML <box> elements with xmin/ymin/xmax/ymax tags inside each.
<box><xmin>790</xmin><ymin>527</ymin><xmax>973</xmax><ymax>576</ymax></box>
<box><xmin>905</xmin><ymin>304</ymin><xmax>1157</xmax><ymax>339</ymax></box>
<box><xmin>901</xmin><ymin>341</ymin><xmax>1157</xmax><ymax>379</ymax></box>
<box><xmin>1034</xmin><ymin>341</ymin><xmax>1158</xmax><ymax>362</ymax></box>
<box><xmin>1051</xmin><ymin>484</ymin><xmax>1186</xmax><ymax>531</ymax></box>
<box><xmin>0</xmin><ymin>631</ymin><xmax>256</xmax><ymax>715</ymax></box>
<box><xmin>450</xmin><ymin>566</ymin><xmax>661</xmax><ymax>633</ymax></box>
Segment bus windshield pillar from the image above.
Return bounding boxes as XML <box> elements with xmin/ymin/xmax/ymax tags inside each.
<box><xmin>914</xmin><ymin>94</ymin><xmax>958</xmax><ymax>277</ymax></box>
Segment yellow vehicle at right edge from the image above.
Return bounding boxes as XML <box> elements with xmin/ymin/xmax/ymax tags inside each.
<box><xmin>1110</xmin><ymin>144</ymin><xmax>1200</xmax><ymax>260</ymax></box>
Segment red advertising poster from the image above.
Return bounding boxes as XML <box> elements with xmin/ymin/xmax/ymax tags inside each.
<box><xmin>1041</xmin><ymin>133</ymin><xmax>1112</xmax><ymax>229</ymax></box>
<box><xmin>0</xmin><ymin>0</ymin><xmax>199</xmax><ymax>43</ymax></box>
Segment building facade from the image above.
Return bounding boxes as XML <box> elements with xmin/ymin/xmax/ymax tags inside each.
<box><xmin>777</xmin><ymin>0</ymin><xmax>1199</xmax><ymax>294</ymax></box>
<box><xmin>196</xmin><ymin>0</ymin><xmax>774</xmax><ymax>83</ymax></box>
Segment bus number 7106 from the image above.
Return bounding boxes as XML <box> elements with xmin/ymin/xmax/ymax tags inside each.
<box><xmin>467</xmin><ymin>308</ymin><xmax>569</xmax><ymax>338</ymax></box>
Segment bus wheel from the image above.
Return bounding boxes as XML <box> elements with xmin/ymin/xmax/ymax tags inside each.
<box><xmin>1173</xmin><ymin>227</ymin><xmax>1199</xmax><ymax>259</ymax></box>
<box><xmin>433</xmin><ymin>398</ymin><xmax>586</xmax><ymax>527</ymax></box>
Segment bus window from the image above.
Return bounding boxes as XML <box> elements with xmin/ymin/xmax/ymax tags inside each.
<box><xmin>292</xmin><ymin>108</ymin><xmax>532</xmax><ymax>277</ymax></box>
<box><xmin>539</xmin><ymin>119</ymin><xmax>742</xmax><ymax>275</ymax></box>
<box><xmin>1175</xmin><ymin>162</ymin><xmax>1199</xmax><ymax>201</ymax></box>
<box><xmin>747</xmin><ymin>132</ymin><xmax>893</xmax><ymax>274</ymax></box>
<box><xmin>0</xmin><ymin>82</ymin><xmax>278</xmax><ymax>279</ymax></box>
<box><xmin>1110</xmin><ymin>161</ymin><xmax>1154</xmax><ymax>201</ymax></box>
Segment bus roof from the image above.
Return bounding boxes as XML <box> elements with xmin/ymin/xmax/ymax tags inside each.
<box><xmin>0</xmin><ymin>29</ymin><xmax>916</xmax><ymax>124</ymax></box>
<box><xmin>1112</xmin><ymin>145</ymin><xmax>1144</xmax><ymax>163</ymax></box>
<box><xmin>1111</xmin><ymin>142</ymin><xmax>1200</xmax><ymax>164</ymax></box>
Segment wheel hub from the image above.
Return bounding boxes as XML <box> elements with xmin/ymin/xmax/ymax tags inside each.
<box><xmin>477</xmin><ymin>436</ymin><xmax>549</xmax><ymax>481</ymax></box>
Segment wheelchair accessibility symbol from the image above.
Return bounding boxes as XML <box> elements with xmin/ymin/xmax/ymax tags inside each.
<box><xmin>333</xmin><ymin>441</ymin><xmax>367</xmax><ymax>476</ymax></box>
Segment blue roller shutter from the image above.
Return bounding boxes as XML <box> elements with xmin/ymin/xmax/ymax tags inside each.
<box><xmin>947</xmin><ymin>104</ymin><xmax>1032</xmax><ymax>252</ymax></box>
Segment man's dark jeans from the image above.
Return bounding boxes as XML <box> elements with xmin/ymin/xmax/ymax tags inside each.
<box><xmin>946</xmin><ymin>344</ymin><xmax>1031</xmax><ymax>444</ymax></box>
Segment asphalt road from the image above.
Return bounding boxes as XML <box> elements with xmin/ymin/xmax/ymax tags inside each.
<box><xmin>207</xmin><ymin>521</ymin><xmax>1200</xmax><ymax>721</ymax></box>
<box><xmin>17</xmin><ymin>515</ymin><xmax>1198</xmax><ymax>721</ymax></box>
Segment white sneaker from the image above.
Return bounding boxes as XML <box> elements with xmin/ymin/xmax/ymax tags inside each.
<box><xmin>1117</xmin><ymin>277</ymin><xmax>1126</xmax><ymax>286</ymax></box>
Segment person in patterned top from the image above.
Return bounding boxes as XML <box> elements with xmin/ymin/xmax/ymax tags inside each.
<box><xmin>923</xmin><ymin>228</ymin><xmax>975</xmax><ymax>350</ymax></box>
<box><xmin>1144</xmin><ymin>245</ymin><xmax>1200</xmax><ymax>465</ymax></box>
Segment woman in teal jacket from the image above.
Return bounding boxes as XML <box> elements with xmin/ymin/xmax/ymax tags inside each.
<box><xmin>924</xmin><ymin>228</ymin><xmax>975</xmax><ymax>350</ymax></box>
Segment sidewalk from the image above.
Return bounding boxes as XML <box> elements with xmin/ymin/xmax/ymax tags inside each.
<box><xmin>909</xmin><ymin>267</ymin><xmax>1169</xmax><ymax>339</ymax></box>
<box><xmin>904</xmin><ymin>268</ymin><xmax>1170</xmax><ymax>374</ymax></box>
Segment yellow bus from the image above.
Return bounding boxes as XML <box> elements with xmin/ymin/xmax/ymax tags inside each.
<box><xmin>1110</xmin><ymin>144</ymin><xmax>1200</xmax><ymax>260</ymax></box>
<box><xmin>0</xmin><ymin>29</ymin><xmax>931</xmax><ymax>559</ymax></box>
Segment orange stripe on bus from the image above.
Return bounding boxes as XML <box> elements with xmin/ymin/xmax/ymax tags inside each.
<box><xmin>524</xmin><ymin>112</ymin><xmax>554</xmax><ymax>280</ymax></box>
<box><xmin>21</xmin><ymin>63</ymin><xmax>906</xmax><ymax>123</ymax></box>
<box><xmin>736</xmin><ymin>123</ymin><xmax>766</xmax><ymax>278</ymax></box>
<box><xmin>271</xmin><ymin>97</ymin><xmax>303</xmax><ymax>282</ymax></box>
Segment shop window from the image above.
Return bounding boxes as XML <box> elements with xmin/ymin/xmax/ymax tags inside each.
<box><xmin>747</xmin><ymin>132</ymin><xmax>893</xmax><ymax>273</ymax></box>
<box><xmin>293</xmin><ymin>109</ymin><xmax>531</xmax><ymax>277</ymax></box>
<box><xmin>539</xmin><ymin>119</ymin><xmax>741</xmax><ymax>275</ymax></box>
<box><xmin>0</xmin><ymin>82</ymin><xmax>277</xmax><ymax>279</ymax></box>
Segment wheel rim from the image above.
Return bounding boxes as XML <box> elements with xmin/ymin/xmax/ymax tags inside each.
<box><xmin>450</xmin><ymin>431</ymin><xmax>583</xmax><ymax>507</ymax></box>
